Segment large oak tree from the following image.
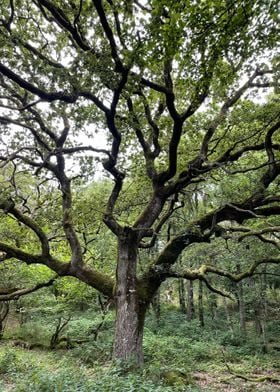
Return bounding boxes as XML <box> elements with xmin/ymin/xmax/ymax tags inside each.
<box><xmin>0</xmin><ymin>0</ymin><xmax>279</xmax><ymax>364</ymax></box>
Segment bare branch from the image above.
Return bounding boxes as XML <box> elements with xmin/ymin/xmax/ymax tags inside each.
<box><xmin>199</xmin><ymin>68</ymin><xmax>265</xmax><ymax>160</ymax></box>
<box><xmin>0</xmin><ymin>277</ymin><xmax>57</xmax><ymax>301</ymax></box>
<box><xmin>196</xmin><ymin>257</ymin><xmax>280</xmax><ymax>282</ymax></box>
<box><xmin>139</xmin><ymin>196</ymin><xmax>184</xmax><ymax>248</ymax></box>
<box><xmin>92</xmin><ymin>0</ymin><xmax>123</xmax><ymax>71</ymax></box>
<box><xmin>166</xmin><ymin>269</ymin><xmax>234</xmax><ymax>299</ymax></box>
<box><xmin>0</xmin><ymin>200</ymin><xmax>50</xmax><ymax>256</ymax></box>
<box><xmin>36</xmin><ymin>0</ymin><xmax>91</xmax><ymax>51</ymax></box>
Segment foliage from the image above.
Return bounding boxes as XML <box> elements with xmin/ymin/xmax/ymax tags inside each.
<box><xmin>0</xmin><ymin>305</ymin><xmax>279</xmax><ymax>391</ymax></box>
<box><xmin>0</xmin><ymin>0</ymin><xmax>279</xmax><ymax>366</ymax></box>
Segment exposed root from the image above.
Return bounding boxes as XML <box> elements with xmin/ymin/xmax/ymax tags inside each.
<box><xmin>221</xmin><ymin>350</ymin><xmax>280</xmax><ymax>383</ymax></box>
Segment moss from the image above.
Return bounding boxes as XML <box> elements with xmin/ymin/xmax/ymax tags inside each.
<box><xmin>160</xmin><ymin>370</ymin><xmax>193</xmax><ymax>386</ymax></box>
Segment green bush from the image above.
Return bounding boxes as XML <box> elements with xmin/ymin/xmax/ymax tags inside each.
<box><xmin>71</xmin><ymin>340</ymin><xmax>113</xmax><ymax>365</ymax></box>
<box><xmin>14</xmin><ymin>368</ymin><xmax>86</xmax><ymax>392</ymax></box>
<box><xmin>87</xmin><ymin>366</ymin><xmax>187</xmax><ymax>392</ymax></box>
<box><xmin>8</xmin><ymin>321</ymin><xmax>51</xmax><ymax>347</ymax></box>
<box><xmin>219</xmin><ymin>330</ymin><xmax>247</xmax><ymax>347</ymax></box>
<box><xmin>67</xmin><ymin>314</ymin><xmax>114</xmax><ymax>341</ymax></box>
<box><xmin>189</xmin><ymin>341</ymin><xmax>219</xmax><ymax>362</ymax></box>
<box><xmin>0</xmin><ymin>350</ymin><xmax>19</xmax><ymax>374</ymax></box>
<box><xmin>143</xmin><ymin>332</ymin><xmax>193</xmax><ymax>368</ymax></box>
<box><xmin>11</xmin><ymin>362</ymin><xmax>194</xmax><ymax>392</ymax></box>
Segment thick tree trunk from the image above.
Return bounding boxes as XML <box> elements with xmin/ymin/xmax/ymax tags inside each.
<box><xmin>113</xmin><ymin>232</ymin><xmax>147</xmax><ymax>365</ymax></box>
<box><xmin>0</xmin><ymin>302</ymin><xmax>9</xmax><ymax>339</ymax></box>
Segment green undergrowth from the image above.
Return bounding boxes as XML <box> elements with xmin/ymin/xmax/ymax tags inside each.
<box><xmin>0</xmin><ymin>307</ymin><xmax>279</xmax><ymax>391</ymax></box>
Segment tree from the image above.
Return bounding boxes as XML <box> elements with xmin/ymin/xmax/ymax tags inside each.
<box><xmin>0</xmin><ymin>0</ymin><xmax>279</xmax><ymax>365</ymax></box>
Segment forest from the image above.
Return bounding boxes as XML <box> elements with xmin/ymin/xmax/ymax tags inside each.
<box><xmin>0</xmin><ymin>0</ymin><xmax>279</xmax><ymax>390</ymax></box>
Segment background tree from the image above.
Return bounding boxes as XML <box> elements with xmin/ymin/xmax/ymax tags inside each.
<box><xmin>0</xmin><ymin>0</ymin><xmax>279</xmax><ymax>365</ymax></box>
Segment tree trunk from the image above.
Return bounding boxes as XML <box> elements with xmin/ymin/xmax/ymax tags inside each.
<box><xmin>187</xmin><ymin>280</ymin><xmax>195</xmax><ymax>321</ymax></box>
<box><xmin>113</xmin><ymin>232</ymin><xmax>147</xmax><ymax>365</ymax></box>
<box><xmin>236</xmin><ymin>261</ymin><xmax>246</xmax><ymax>337</ymax></box>
<box><xmin>223</xmin><ymin>296</ymin><xmax>234</xmax><ymax>334</ymax></box>
<box><xmin>0</xmin><ymin>302</ymin><xmax>9</xmax><ymax>339</ymax></box>
<box><xmin>260</xmin><ymin>271</ymin><xmax>268</xmax><ymax>353</ymax></box>
<box><xmin>198</xmin><ymin>280</ymin><xmax>204</xmax><ymax>327</ymax></box>
<box><xmin>178</xmin><ymin>279</ymin><xmax>186</xmax><ymax>314</ymax></box>
<box><xmin>151</xmin><ymin>289</ymin><xmax>161</xmax><ymax>323</ymax></box>
<box><xmin>254</xmin><ymin>308</ymin><xmax>262</xmax><ymax>335</ymax></box>
<box><xmin>237</xmin><ymin>281</ymin><xmax>246</xmax><ymax>337</ymax></box>
<box><xmin>208</xmin><ymin>291</ymin><xmax>217</xmax><ymax>321</ymax></box>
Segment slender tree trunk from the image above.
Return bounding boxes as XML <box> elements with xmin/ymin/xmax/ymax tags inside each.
<box><xmin>113</xmin><ymin>233</ymin><xmax>147</xmax><ymax>365</ymax></box>
<box><xmin>205</xmin><ymin>277</ymin><xmax>217</xmax><ymax>321</ymax></box>
<box><xmin>254</xmin><ymin>308</ymin><xmax>262</xmax><ymax>335</ymax></box>
<box><xmin>187</xmin><ymin>280</ymin><xmax>195</xmax><ymax>321</ymax></box>
<box><xmin>223</xmin><ymin>297</ymin><xmax>234</xmax><ymax>334</ymax></box>
<box><xmin>235</xmin><ymin>262</ymin><xmax>246</xmax><ymax>336</ymax></box>
<box><xmin>260</xmin><ymin>271</ymin><xmax>268</xmax><ymax>353</ymax></box>
<box><xmin>151</xmin><ymin>289</ymin><xmax>161</xmax><ymax>323</ymax></box>
<box><xmin>198</xmin><ymin>280</ymin><xmax>204</xmax><ymax>327</ymax></box>
<box><xmin>249</xmin><ymin>277</ymin><xmax>262</xmax><ymax>335</ymax></box>
<box><xmin>237</xmin><ymin>281</ymin><xmax>246</xmax><ymax>337</ymax></box>
<box><xmin>208</xmin><ymin>291</ymin><xmax>217</xmax><ymax>321</ymax></box>
<box><xmin>178</xmin><ymin>279</ymin><xmax>186</xmax><ymax>314</ymax></box>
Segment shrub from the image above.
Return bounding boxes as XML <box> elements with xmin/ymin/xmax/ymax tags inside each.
<box><xmin>9</xmin><ymin>321</ymin><xmax>51</xmax><ymax>347</ymax></box>
<box><xmin>71</xmin><ymin>340</ymin><xmax>113</xmax><ymax>365</ymax></box>
<box><xmin>0</xmin><ymin>350</ymin><xmax>18</xmax><ymax>374</ymax></box>
<box><xmin>14</xmin><ymin>368</ymin><xmax>86</xmax><ymax>392</ymax></box>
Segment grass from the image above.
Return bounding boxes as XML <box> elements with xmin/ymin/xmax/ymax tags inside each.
<box><xmin>0</xmin><ymin>307</ymin><xmax>279</xmax><ymax>391</ymax></box>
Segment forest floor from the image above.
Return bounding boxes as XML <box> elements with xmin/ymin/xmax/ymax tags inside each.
<box><xmin>0</xmin><ymin>308</ymin><xmax>279</xmax><ymax>391</ymax></box>
<box><xmin>194</xmin><ymin>370</ymin><xmax>280</xmax><ymax>391</ymax></box>
<box><xmin>0</xmin><ymin>343</ymin><xmax>279</xmax><ymax>392</ymax></box>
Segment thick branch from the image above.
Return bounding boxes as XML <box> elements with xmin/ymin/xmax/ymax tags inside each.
<box><xmin>0</xmin><ymin>63</ymin><xmax>109</xmax><ymax>111</ymax></box>
<box><xmin>0</xmin><ymin>243</ymin><xmax>114</xmax><ymax>297</ymax></box>
<box><xmin>0</xmin><ymin>242</ymin><xmax>69</xmax><ymax>274</ymax></box>
<box><xmin>54</xmin><ymin>151</ymin><xmax>83</xmax><ymax>268</ymax></box>
<box><xmin>0</xmin><ymin>62</ymin><xmax>77</xmax><ymax>102</ymax></box>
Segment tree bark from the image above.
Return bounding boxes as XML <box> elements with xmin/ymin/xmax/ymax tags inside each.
<box><xmin>187</xmin><ymin>280</ymin><xmax>195</xmax><ymax>321</ymax></box>
<box><xmin>0</xmin><ymin>302</ymin><xmax>9</xmax><ymax>339</ymax></box>
<box><xmin>151</xmin><ymin>289</ymin><xmax>161</xmax><ymax>323</ymax></box>
<box><xmin>236</xmin><ymin>263</ymin><xmax>246</xmax><ymax>337</ymax></box>
<box><xmin>237</xmin><ymin>281</ymin><xmax>246</xmax><ymax>337</ymax></box>
<box><xmin>260</xmin><ymin>271</ymin><xmax>268</xmax><ymax>353</ymax></box>
<box><xmin>178</xmin><ymin>278</ymin><xmax>187</xmax><ymax>314</ymax></box>
<box><xmin>198</xmin><ymin>280</ymin><xmax>204</xmax><ymax>327</ymax></box>
<box><xmin>208</xmin><ymin>290</ymin><xmax>217</xmax><ymax>321</ymax></box>
<box><xmin>223</xmin><ymin>296</ymin><xmax>234</xmax><ymax>334</ymax></box>
<box><xmin>113</xmin><ymin>231</ymin><xmax>147</xmax><ymax>365</ymax></box>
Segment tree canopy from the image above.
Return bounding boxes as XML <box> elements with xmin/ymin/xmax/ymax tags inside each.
<box><xmin>0</xmin><ymin>0</ymin><xmax>279</xmax><ymax>363</ymax></box>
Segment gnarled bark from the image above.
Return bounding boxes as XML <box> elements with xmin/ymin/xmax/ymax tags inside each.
<box><xmin>113</xmin><ymin>230</ymin><xmax>148</xmax><ymax>365</ymax></box>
